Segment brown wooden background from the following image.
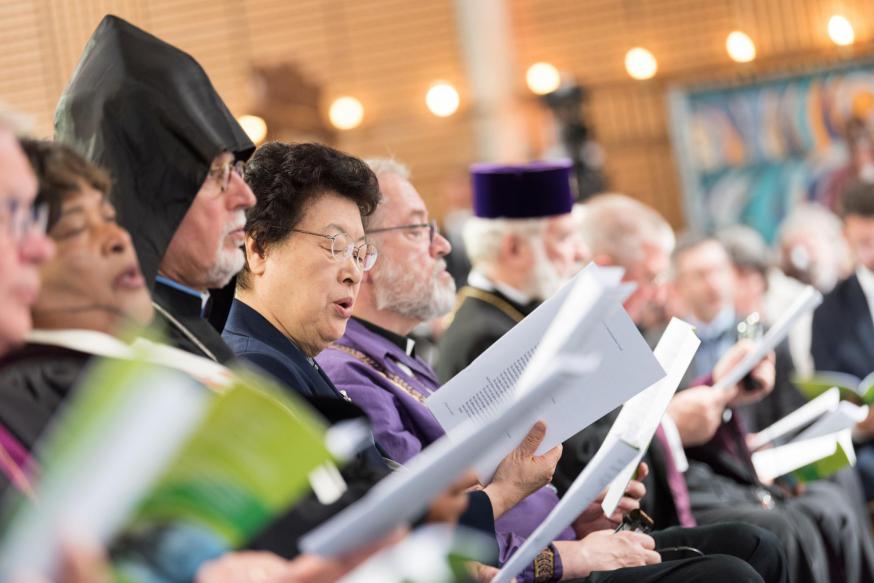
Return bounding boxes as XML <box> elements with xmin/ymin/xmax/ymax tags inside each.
<box><xmin>3</xmin><ymin>0</ymin><xmax>873</xmax><ymax>227</ymax></box>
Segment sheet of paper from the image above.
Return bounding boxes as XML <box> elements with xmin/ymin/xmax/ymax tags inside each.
<box><xmin>747</xmin><ymin>388</ymin><xmax>841</xmax><ymax>451</ymax></box>
<box><xmin>428</xmin><ymin>263</ymin><xmax>664</xmax><ymax>481</ymax></box>
<box><xmin>427</xmin><ymin>263</ymin><xmax>603</xmax><ymax>425</ymax></box>
<box><xmin>752</xmin><ymin>434</ymin><xmax>840</xmax><ymax>482</ymax></box>
<box><xmin>713</xmin><ymin>286</ymin><xmax>822</xmax><ymax>392</ymax></box>
<box><xmin>795</xmin><ymin>401</ymin><xmax>868</xmax><ymax>442</ymax></box>
<box><xmin>300</xmin><ymin>357</ymin><xmax>598</xmax><ymax>557</ymax></box>
<box><xmin>491</xmin><ymin>438</ymin><xmax>640</xmax><ymax>583</ymax></box>
<box><xmin>600</xmin><ymin>318</ymin><xmax>700</xmax><ymax>516</ymax></box>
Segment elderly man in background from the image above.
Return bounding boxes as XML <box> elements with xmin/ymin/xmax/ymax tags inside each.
<box><xmin>560</xmin><ymin>194</ymin><xmax>845</xmax><ymax>583</ymax></box>
<box><xmin>436</xmin><ymin>162</ymin><xmax>588</xmax><ymax>382</ymax></box>
<box><xmin>54</xmin><ymin>15</ymin><xmax>256</xmax><ymax>363</ymax></box>
<box><xmin>328</xmin><ymin>165</ymin><xmax>787</xmax><ymax>583</ymax></box>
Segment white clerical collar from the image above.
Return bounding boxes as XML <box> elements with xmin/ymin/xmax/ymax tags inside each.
<box><xmin>467</xmin><ymin>269</ymin><xmax>532</xmax><ymax>306</ymax></box>
<box><xmin>857</xmin><ymin>265</ymin><xmax>874</xmax><ymax>300</ymax></box>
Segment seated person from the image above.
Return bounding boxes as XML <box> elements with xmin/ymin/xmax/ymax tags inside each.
<box><xmin>224</xmin><ymin>143</ymin><xmax>594</xmax><ymax>581</ymax></box>
<box><xmin>235</xmin><ymin>151</ymin><xmax>784</xmax><ymax>583</ymax></box>
<box><xmin>0</xmin><ymin>140</ymin><xmax>415</xmax><ymax>583</ymax></box>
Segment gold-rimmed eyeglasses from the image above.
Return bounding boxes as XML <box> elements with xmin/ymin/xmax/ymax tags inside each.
<box><xmin>367</xmin><ymin>219</ymin><xmax>437</xmax><ymax>243</ymax></box>
<box><xmin>291</xmin><ymin>228</ymin><xmax>379</xmax><ymax>271</ymax></box>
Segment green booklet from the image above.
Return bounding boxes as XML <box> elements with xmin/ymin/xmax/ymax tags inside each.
<box><xmin>793</xmin><ymin>371</ymin><xmax>874</xmax><ymax>404</ymax></box>
<box><xmin>0</xmin><ymin>355</ymin><xmax>334</xmax><ymax>580</ymax></box>
<box><xmin>792</xmin><ymin>437</ymin><xmax>854</xmax><ymax>483</ymax></box>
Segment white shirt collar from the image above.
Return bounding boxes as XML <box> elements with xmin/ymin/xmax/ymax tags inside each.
<box><xmin>467</xmin><ymin>269</ymin><xmax>532</xmax><ymax>306</ymax></box>
<box><xmin>857</xmin><ymin>265</ymin><xmax>874</xmax><ymax>299</ymax></box>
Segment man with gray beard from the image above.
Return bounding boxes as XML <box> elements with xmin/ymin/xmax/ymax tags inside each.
<box><xmin>316</xmin><ymin>158</ymin><xmax>458</xmax><ymax>461</ymax></box>
<box><xmin>54</xmin><ymin>15</ymin><xmax>256</xmax><ymax>362</ymax></box>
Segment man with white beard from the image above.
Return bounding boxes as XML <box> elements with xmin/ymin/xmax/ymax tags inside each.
<box><xmin>435</xmin><ymin>161</ymin><xmax>587</xmax><ymax>382</ymax></box>
<box><xmin>54</xmin><ymin>15</ymin><xmax>256</xmax><ymax>362</ymax></box>
<box><xmin>317</xmin><ymin>160</ymin><xmax>789</xmax><ymax>583</ymax></box>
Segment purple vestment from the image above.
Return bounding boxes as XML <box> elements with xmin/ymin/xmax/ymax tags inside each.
<box><xmin>317</xmin><ymin>318</ymin><xmax>573</xmax><ymax>583</ymax></box>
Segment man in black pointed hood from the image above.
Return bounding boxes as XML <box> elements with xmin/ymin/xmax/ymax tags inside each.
<box><xmin>54</xmin><ymin>14</ymin><xmax>255</xmax><ymax>363</ymax></box>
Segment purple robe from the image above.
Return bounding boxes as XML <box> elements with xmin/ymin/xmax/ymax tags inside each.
<box><xmin>317</xmin><ymin>318</ymin><xmax>573</xmax><ymax>583</ymax></box>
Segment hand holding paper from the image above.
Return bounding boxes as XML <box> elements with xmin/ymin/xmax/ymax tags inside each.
<box><xmin>712</xmin><ymin>286</ymin><xmax>822</xmax><ymax>393</ymax></box>
<box><xmin>714</xmin><ymin>340</ymin><xmax>776</xmax><ymax>406</ymax></box>
<box><xmin>600</xmin><ymin>318</ymin><xmax>700</xmax><ymax>516</ymax></box>
<box><xmin>483</xmin><ymin>420</ymin><xmax>563</xmax><ymax>519</ymax></box>
<box><xmin>490</xmin><ymin>438</ymin><xmax>641</xmax><ymax>583</ymax></box>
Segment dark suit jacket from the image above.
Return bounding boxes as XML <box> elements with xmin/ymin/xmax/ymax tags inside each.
<box><xmin>436</xmin><ymin>287</ymin><xmax>533</xmax><ymax>383</ymax></box>
<box><xmin>153</xmin><ymin>281</ymin><xmax>236</xmax><ymax>363</ymax></box>
<box><xmin>222</xmin><ymin>299</ymin><xmax>498</xmax><ymax>553</ymax></box>
<box><xmin>811</xmin><ymin>273</ymin><xmax>874</xmax><ymax>378</ymax></box>
<box><xmin>222</xmin><ymin>298</ymin><xmax>347</xmax><ymax>401</ymax></box>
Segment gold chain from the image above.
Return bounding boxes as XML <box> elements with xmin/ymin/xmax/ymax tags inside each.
<box><xmin>327</xmin><ymin>343</ymin><xmax>429</xmax><ymax>405</ymax></box>
<box><xmin>452</xmin><ymin>286</ymin><xmax>525</xmax><ymax>323</ymax></box>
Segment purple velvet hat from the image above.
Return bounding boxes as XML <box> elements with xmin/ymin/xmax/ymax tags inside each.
<box><xmin>470</xmin><ymin>160</ymin><xmax>574</xmax><ymax>219</ymax></box>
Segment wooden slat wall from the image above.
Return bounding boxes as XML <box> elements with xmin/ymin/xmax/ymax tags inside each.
<box><xmin>0</xmin><ymin>0</ymin><xmax>473</xmax><ymax>219</ymax></box>
<box><xmin>3</xmin><ymin>0</ymin><xmax>874</xmax><ymax>225</ymax></box>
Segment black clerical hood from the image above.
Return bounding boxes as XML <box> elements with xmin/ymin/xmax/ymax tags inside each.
<box><xmin>54</xmin><ymin>15</ymin><xmax>255</xmax><ymax>289</ymax></box>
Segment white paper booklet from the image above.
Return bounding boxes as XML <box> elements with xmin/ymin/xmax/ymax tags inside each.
<box><xmin>300</xmin><ymin>356</ymin><xmax>599</xmax><ymax>557</ymax></box>
<box><xmin>600</xmin><ymin>318</ymin><xmax>700</xmax><ymax>516</ymax></box>
<box><xmin>713</xmin><ymin>286</ymin><xmax>822</xmax><ymax>392</ymax></box>
<box><xmin>750</xmin><ymin>396</ymin><xmax>867</xmax><ymax>482</ymax></box>
<box><xmin>752</xmin><ymin>430</ymin><xmax>856</xmax><ymax>482</ymax></box>
<box><xmin>491</xmin><ymin>438</ymin><xmax>640</xmax><ymax>583</ymax></box>
<box><xmin>427</xmin><ymin>263</ymin><xmax>665</xmax><ymax>480</ymax></box>
<box><xmin>748</xmin><ymin>388</ymin><xmax>841</xmax><ymax>451</ymax></box>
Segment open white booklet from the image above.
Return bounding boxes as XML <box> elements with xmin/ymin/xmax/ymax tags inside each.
<box><xmin>427</xmin><ymin>263</ymin><xmax>665</xmax><ymax>481</ymax></box>
<box><xmin>712</xmin><ymin>285</ymin><xmax>822</xmax><ymax>393</ymax></box>
<box><xmin>600</xmin><ymin>318</ymin><xmax>700</xmax><ymax>516</ymax></box>
<box><xmin>750</xmin><ymin>387</ymin><xmax>868</xmax><ymax>481</ymax></box>
<box><xmin>753</xmin><ymin>430</ymin><xmax>857</xmax><ymax>483</ymax></box>
<box><xmin>491</xmin><ymin>437</ymin><xmax>640</xmax><ymax>583</ymax></box>
<box><xmin>300</xmin><ymin>357</ymin><xmax>598</xmax><ymax>557</ymax></box>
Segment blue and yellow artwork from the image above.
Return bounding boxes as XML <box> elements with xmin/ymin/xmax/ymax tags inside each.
<box><xmin>670</xmin><ymin>61</ymin><xmax>874</xmax><ymax>241</ymax></box>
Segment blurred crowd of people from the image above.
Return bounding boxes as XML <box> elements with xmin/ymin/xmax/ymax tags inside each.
<box><xmin>4</xmin><ymin>13</ymin><xmax>874</xmax><ymax>583</ymax></box>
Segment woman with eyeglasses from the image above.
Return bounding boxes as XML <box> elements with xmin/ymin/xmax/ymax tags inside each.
<box><xmin>221</xmin><ymin>142</ymin><xmax>381</xmax><ymax>402</ymax></box>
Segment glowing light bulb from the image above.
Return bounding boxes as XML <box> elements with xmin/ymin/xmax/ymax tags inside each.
<box><xmin>526</xmin><ymin>62</ymin><xmax>561</xmax><ymax>95</ymax></box>
<box><xmin>828</xmin><ymin>15</ymin><xmax>855</xmax><ymax>46</ymax></box>
<box><xmin>237</xmin><ymin>114</ymin><xmax>268</xmax><ymax>144</ymax></box>
<box><xmin>625</xmin><ymin>47</ymin><xmax>658</xmax><ymax>80</ymax></box>
<box><xmin>726</xmin><ymin>31</ymin><xmax>756</xmax><ymax>63</ymax></box>
<box><xmin>329</xmin><ymin>96</ymin><xmax>364</xmax><ymax>130</ymax></box>
<box><xmin>426</xmin><ymin>82</ymin><xmax>460</xmax><ymax>117</ymax></box>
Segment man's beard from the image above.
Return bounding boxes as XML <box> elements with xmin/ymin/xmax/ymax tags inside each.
<box><xmin>203</xmin><ymin>213</ymin><xmax>246</xmax><ymax>289</ymax></box>
<box><xmin>373</xmin><ymin>257</ymin><xmax>456</xmax><ymax>321</ymax></box>
<box><xmin>520</xmin><ymin>239</ymin><xmax>568</xmax><ymax>301</ymax></box>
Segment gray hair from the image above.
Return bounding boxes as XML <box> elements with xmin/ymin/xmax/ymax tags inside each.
<box><xmin>365</xmin><ymin>158</ymin><xmax>411</xmax><ymax>180</ymax></box>
<box><xmin>463</xmin><ymin>216</ymin><xmax>549</xmax><ymax>268</ymax></box>
<box><xmin>717</xmin><ymin>225</ymin><xmax>771</xmax><ymax>275</ymax></box>
<box><xmin>778</xmin><ymin>204</ymin><xmax>843</xmax><ymax>246</ymax></box>
<box><xmin>577</xmin><ymin>193</ymin><xmax>675</xmax><ymax>266</ymax></box>
<box><xmin>0</xmin><ymin>101</ymin><xmax>33</xmax><ymax>136</ymax></box>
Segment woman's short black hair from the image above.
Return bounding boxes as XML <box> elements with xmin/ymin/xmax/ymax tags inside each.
<box><xmin>19</xmin><ymin>138</ymin><xmax>111</xmax><ymax>231</ymax></box>
<box><xmin>239</xmin><ymin>141</ymin><xmax>381</xmax><ymax>289</ymax></box>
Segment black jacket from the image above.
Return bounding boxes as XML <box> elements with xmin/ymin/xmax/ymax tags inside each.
<box><xmin>811</xmin><ymin>273</ymin><xmax>874</xmax><ymax>379</ymax></box>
